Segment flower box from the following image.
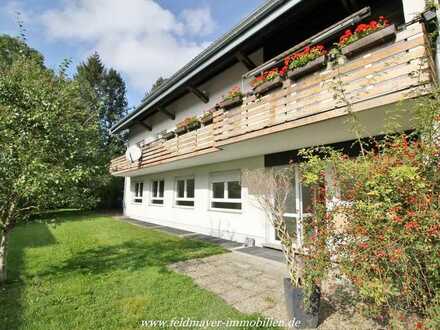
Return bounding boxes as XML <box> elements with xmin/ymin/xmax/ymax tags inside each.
<box><xmin>217</xmin><ymin>96</ymin><xmax>243</xmax><ymax>110</ymax></box>
<box><xmin>175</xmin><ymin>126</ymin><xmax>187</xmax><ymax>136</ymax></box>
<box><xmin>161</xmin><ymin>131</ymin><xmax>175</xmax><ymax>140</ymax></box>
<box><xmin>287</xmin><ymin>55</ymin><xmax>326</xmax><ymax>80</ymax></box>
<box><xmin>200</xmin><ymin>111</ymin><xmax>214</xmax><ymax>125</ymax></box>
<box><xmin>253</xmin><ymin>76</ymin><xmax>283</xmax><ymax>95</ymax></box>
<box><xmin>341</xmin><ymin>24</ymin><xmax>396</xmax><ymax>58</ymax></box>
<box><xmin>187</xmin><ymin>120</ymin><xmax>201</xmax><ymax>132</ymax></box>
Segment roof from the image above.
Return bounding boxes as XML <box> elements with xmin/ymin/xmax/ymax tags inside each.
<box><xmin>111</xmin><ymin>0</ymin><xmax>304</xmax><ymax>134</ymax></box>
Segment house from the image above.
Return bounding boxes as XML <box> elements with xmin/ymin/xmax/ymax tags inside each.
<box><xmin>110</xmin><ymin>0</ymin><xmax>434</xmax><ymax>249</ymax></box>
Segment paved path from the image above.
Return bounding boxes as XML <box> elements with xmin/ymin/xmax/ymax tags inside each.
<box><xmin>169</xmin><ymin>252</ymin><xmax>289</xmax><ymax>321</ymax></box>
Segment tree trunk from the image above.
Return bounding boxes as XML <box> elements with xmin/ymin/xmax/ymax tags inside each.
<box><xmin>0</xmin><ymin>230</ymin><xmax>8</xmax><ymax>284</ymax></box>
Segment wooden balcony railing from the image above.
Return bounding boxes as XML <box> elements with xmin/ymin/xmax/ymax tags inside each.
<box><xmin>111</xmin><ymin>22</ymin><xmax>433</xmax><ymax>175</ymax></box>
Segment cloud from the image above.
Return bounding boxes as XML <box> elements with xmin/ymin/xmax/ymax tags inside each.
<box><xmin>181</xmin><ymin>7</ymin><xmax>216</xmax><ymax>36</ymax></box>
<box><xmin>38</xmin><ymin>0</ymin><xmax>216</xmax><ymax>92</ymax></box>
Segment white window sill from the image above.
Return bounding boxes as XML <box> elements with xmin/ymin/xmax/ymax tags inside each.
<box><xmin>208</xmin><ymin>207</ymin><xmax>242</xmax><ymax>214</ymax></box>
<box><xmin>131</xmin><ymin>201</ymin><xmax>143</xmax><ymax>205</ymax></box>
<box><xmin>149</xmin><ymin>203</ymin><xmax>165</xmax><ymax>207</ymax></box>
<box><xmin>173</xmin><ymin>205</ymin><xmax>195</xmax><ymax>210</ymax></box>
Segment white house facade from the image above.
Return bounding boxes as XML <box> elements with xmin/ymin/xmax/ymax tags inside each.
<box><xmin>110</xmin><ymin>0</ymin><xmax>434</xmax><ymax>249</ymax></box>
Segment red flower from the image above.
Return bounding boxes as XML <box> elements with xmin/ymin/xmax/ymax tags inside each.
<box><xmin>376</xmin><ymin>250</ymin><xmax>386</xmax><ymax>258</ymax></box>
<box><xmin>355</xmin><ymin>23</ymin><xmax>370</xmax><ymax>33</ymax></box>
<box><xmin>404</xmin><ymin>221</ymin><xmax>419</xmax><ymax>230</ymax></box>
<box><xmin>369</xmin><ymin>20</ymin><xmax>378</xmax><ymax>29</ymax></box>
<box><xmin>392</xmin><ymin>215</ymin><xmax>403</xmax><ymax>223</ymax></box>
<box><xmin>427</xmin><ymin>225</ymin><xmax>440</xmax><ymax>237</ymax></box>
<box><xmin>416</xmin><ymin>322</ymin><xmax>424</xmax><ymax>329</ymax></box>
<box><xmin>279</xmin><ymin>66</ymin><xmax>288</xmax><ymax>77</ymax></box>
<box><xmin>358</xmin><ymin>242</ymin><xmax>369</xmax><ymax>249</ymax></box>
<box><xmin>407</xmin><ymin>210</ymin><xmax>416</xmax><ymax>217</ymax></box>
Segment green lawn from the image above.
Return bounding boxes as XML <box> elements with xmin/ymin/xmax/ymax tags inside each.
<box><xmin>0</xmin><ymin>212</ymin><xmax>268</xmax><ymax>329</ymax></box>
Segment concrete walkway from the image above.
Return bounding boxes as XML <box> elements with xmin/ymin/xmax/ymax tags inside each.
<box><xmin>169</xmin><ymin>252</ymin><xmax>289</xmax><ymax>321</ymax></box>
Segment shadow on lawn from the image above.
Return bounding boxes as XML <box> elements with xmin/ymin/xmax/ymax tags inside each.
<box><xmin>38</xmin><ymin>238</ymin><xmax>221</xmax><ymax>277</ymax></box>
<box><xmin>0</xmin><ymin>221</ymin><xmax>57</xmax><ymax>330</ymax></box>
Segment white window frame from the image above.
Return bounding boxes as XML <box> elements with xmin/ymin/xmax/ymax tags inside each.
<box><xmin>209</xmin><ymin>171</ymin><xmax>242</xmax><ymax>211</ymax></box>
<box><xmin>133</xmin><ymin>181</ymin><xmax>144</xmax><ymax>204</ymax></box>
<box><xmin>270</xmin><ymin>165</ymin><xmax>313</xmax><ymax>248</ymax></box>
<box><xmin>174</xmin><ymin>176</ymin><xmax>195</xmax><ymax>208</ymax></box>
<box><xmin>150</xmin><ymin>179</ymin><xmax>165</xmax><ymax>206</ymax></box>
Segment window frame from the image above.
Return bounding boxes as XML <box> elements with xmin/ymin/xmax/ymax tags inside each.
<box><xmin>150</xmin><ymin>179</ymin><xmax>165</xmax><ymax>206</ymax></box>
<box><xmin>174</xmin><ymin>176</ymin><xmax>195</xmax><ymax>208</ymax></box>
<box><xmin>209</xmin><ymin>171</ymin><xmax>242</xmax><ymax>212</ymax></box>
<box><xmin>133</xmin><ymin>181</ymin><xmax>144</xmax><ymax>204</ymax></box>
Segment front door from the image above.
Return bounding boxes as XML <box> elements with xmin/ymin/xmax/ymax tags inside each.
<box><xmin>265</xmin><ymin>166</ymin><xmax>313</xmax><ymax>249</ymax></box>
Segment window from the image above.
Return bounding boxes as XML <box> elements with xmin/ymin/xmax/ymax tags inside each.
<box><xmin>151</xmin><ymin>179</ymin><xmax>165</xmax><ymax>205</ymax></box>
<box><xmin>210</xmin><ymin>171</ymin><xmax>242</xmax><ymax>210</ymax></box>
<box><xmin>133</xmin><ymin>182</ymin><xmax>143</xmax><ymax>203</ymax></box>
<box><xmin>272</xmin><ymin>166</ymin><xmax>314</xmax><ymax>248</ymax></box>
<box><xmin>175</xmin><ymin>177</ymin><xmax>195</xmax><ymax>207</ymax></box>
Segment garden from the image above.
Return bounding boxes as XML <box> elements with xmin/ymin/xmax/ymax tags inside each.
<box><xmin>0</xmin><ymin>212</ymin><xmax>271</xmax><ymax>330</ymax></box>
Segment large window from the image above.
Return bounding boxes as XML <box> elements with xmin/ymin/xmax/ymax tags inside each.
<box><xmin>175</xmin><ymin>177</ymin><xmax>195</xmax><ymax>207</ymax></box>
<box><xmin>210</xmin><ymin>171</ymin><xmax>242</xmax><ymax>210</ymax></box>
<box><xmin>133</xmin><ymin>182</ymin><xmax>143</xmax><ymax>203</ymax></box>
<box><xmin>151</xmin><ymin>179</ymin><xmax>165</xmax><ymax>205</ymax></box>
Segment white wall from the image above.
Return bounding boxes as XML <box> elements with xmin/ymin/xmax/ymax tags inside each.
<box><xmin>128</xmin><ymin>49</ymin><xmax>263</xmax><ymax>146</ymax></box>
<box><xmin>402</xmin><ymin>0</ymin><xmax>425</xmax><ymax>22</ymax></box>
<box><xmin>123</xmin><ymin>156</ymin><xmax>269</xmax><ymax>246</ymax></box>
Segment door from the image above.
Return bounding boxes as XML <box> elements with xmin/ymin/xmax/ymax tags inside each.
<box><xmin>265</xmin><ymin>166</ymin><xmax>313</xmax><ymax>249</ymax></box>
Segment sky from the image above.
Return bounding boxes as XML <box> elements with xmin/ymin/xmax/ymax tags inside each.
<box><xmin>0</xmin><ymin>0</ymin><xmax>265</xmax><ymax>109</ymax></box>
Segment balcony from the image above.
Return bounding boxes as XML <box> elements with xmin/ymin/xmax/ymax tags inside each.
<box><xmin>111</xmin><ymin>21</ymin><xmax>433</xmax><ymax>175</ymax></box>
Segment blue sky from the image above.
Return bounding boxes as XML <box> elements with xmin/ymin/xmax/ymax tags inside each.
<box><xmin>0</xmin><ymin>0</ymin><xmax>264</xmax><ymax>109</ymax></box>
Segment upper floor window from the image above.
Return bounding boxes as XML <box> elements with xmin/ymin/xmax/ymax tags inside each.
<box><xmin>210</xmin><ymin>171</ymin><xmax>242</xmax><ymax>211</ymax></box>
<box><xmin>151</xmin><ymin>179</ymin><xmax>165</xmax><ymax>205</ymax></box>
<box><xmin>133</xmin><ymin>182</ymin><xmax>143</xmax><ymax>203</ymax></box>
<box><xmin>175</xmin><ymin>177</ymin><xmax>195</xmax><ymax>207</ymax></box>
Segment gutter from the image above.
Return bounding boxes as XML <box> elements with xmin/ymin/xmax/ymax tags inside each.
<box><xmin>111</xmin><ymin>0</ymin><xmax>304</xmax><ymax>134</ymax></box>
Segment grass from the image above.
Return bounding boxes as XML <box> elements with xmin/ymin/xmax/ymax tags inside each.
<box><xmin>0</xmin><ymin>211</ymin><xmax>271</xmax><ymax>329</ymax></box>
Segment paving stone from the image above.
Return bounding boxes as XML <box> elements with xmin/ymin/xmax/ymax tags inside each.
<box><xmin>168</xmin><ymin>248</ymin><xmax>382</xmax><ymax>329</ymax></box>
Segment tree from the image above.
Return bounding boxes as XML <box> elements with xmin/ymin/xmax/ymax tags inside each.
<box><xmin>75</xmin><ymin>53</ymin><xmax>128</xmax><ymax>209</ymax></box>
<box><xmin>143</xmin><ymin>76</ymin><xmax>168</xmax><ymax>100</ymax></box>
<box><xmin>75</xmin><ymin>53</ymin><xmax>128</xmax><ymax>156</ymax></box>
<box><xmin>0</xmin><ymin>55</ymin><xmax>104</xmax><ymax>283</ymax></box>
<box><xmin>0</xmin><ymin>34</ymin><xmax>44</xmax><ymax>69</ymax></box>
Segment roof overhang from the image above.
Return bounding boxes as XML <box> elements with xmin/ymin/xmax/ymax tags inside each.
<box><xmin>111</xmin><ymin>0</ymin><xmax>304</xmax><ymax>134</ymax></box>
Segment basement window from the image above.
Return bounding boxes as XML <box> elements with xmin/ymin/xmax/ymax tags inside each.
<box><xmin>209</xmin><ymin>171</ymin><xmax>242</xmax><ymax>211</ymax></box>
<box><xmin>133</xmin><ymin>182</ymin><xmax>143</xmax><ymax>203</ymax></box>
<box><xmin>175</xmin><ymin>177</ymin><xmax>195</xmax><ymax>207</ymax></box>
<box><xmin>151</xmin><ymin>179</ymin><xmax>165</xmax><ymax>205</ymax></box>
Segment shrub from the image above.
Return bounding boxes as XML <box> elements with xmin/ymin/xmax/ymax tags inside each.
<box><xmin>300</xmin><ymin>132</ymin><xmax>440</xmax><ymax>327</ymax></box>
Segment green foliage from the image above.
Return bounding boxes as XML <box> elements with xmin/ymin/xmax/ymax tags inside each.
<box><xmin>75</xmin><ymin>52</ymin><xmax>128</xmax><ymax>156</ymax></box>
<box><xmin>143</xmin><ymin>76</ymin><xmax>169</xmax><ymax>100</ymax></box>
<box><xmin>74</xmin><ymin>52</ymin><xmax>128</xmax><ymax>208</ymax></box>
<box><xmin>0</xmin><ymin>55</ymin><xmax>104</xmax><ymax>230</ymax></box>
<box><xmin>0</xmin><ymin>34</ymin><xmax>44</xmax><ymax>70</ymax></box>
<box><xmin>299</xmin><ymin>95</ymin><xmax>440</xmax><ymax>327</ymax></box>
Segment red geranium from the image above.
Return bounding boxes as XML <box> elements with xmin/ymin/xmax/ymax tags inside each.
<box><xmin>338</xmin><ymin>16</ymin><xmax>391</xmax><ymax>47</ymax></box>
